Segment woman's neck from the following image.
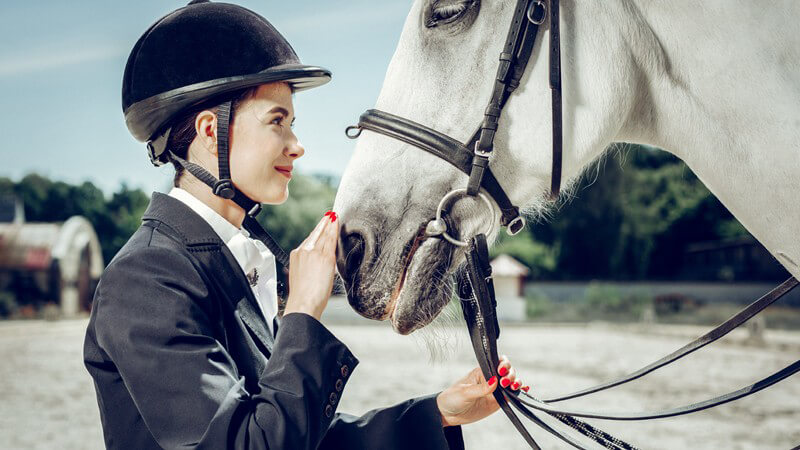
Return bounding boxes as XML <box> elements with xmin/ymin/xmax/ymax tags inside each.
<box><xmin>179</xmin><ymin>179</ymin><xmax>245</xmax><ymax>229</ymax></box>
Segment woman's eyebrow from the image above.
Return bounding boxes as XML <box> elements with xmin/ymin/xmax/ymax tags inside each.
<box><xmin>267</xmin><ymin>106</ymin><xmax>290</xmax><ymax>116</ymax></box>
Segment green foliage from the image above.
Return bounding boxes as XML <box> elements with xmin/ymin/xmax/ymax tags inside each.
<box><xmin>2</xmin><ymin>144</ymin><xmax>775</xmax><ymax>283</ymax></box>
<box><xmin>528</xmin><ymin>145</ymin><xmax>770</xmax><ymax>281</ymax></box>
<box><xmin>1</xmin><ymin>175</ymin><xmax>150</xmax><ymax>264</ymax></box>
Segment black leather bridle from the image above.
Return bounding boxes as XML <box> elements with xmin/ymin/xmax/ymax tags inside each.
<box><xmin>347</xmin><ymin>0</ymin><xmax>559</xmax><ymax>244</ymax></box>
<box><xmin>345</xmin><ymin>1</ymin><xmax>800</xmax><ymax>448</ymax></box>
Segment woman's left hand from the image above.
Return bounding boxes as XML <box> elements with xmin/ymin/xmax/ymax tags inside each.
<box><xmin>436</xmin><ymin>355</ymin><xmax>529</xmax><ymax>427</ymax></box>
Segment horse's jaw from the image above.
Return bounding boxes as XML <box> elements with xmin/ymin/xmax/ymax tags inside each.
<box><xmin>340</xmin><ymin>228</ymin><xmax>458</xmax><ymax>335</ymax></box>
<box><xmin>386</xmin><ymin>237</ymin><xmax>457</xmax><ymax>334</ymax></box>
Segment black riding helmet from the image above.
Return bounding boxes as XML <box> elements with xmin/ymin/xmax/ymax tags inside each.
<box><xmin>122</xmin><ymin>0</ymin><xmax>328</xmax><ymax>266</ymax></box>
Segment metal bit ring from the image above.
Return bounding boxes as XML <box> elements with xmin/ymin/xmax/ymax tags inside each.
<box><xmin>425</xmin><ymin>189</ymin><xmax>497</xmax><ymax>247</ymax></box>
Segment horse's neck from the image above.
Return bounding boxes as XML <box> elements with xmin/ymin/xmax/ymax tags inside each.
<box><xmin>549</xmin><ymin>0</ymin><xmax>800</xmax><ymax>278</ymax></box>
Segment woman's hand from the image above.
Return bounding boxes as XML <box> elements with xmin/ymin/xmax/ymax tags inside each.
<box><xmin>436</xmin><ymin>355</ymin><xmax>529</xmax><ymax>427</ymax></box>
<box><xmin>284</xmin><ymin>211</ymin><xmax>339</xmax><ymax>320</ymax></box>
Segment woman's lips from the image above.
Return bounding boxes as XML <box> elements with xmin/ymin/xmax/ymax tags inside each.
<box><xmin>274</xmin><ymin>166</ymin><xmax>292</xmax><ymax>179</ymax></box>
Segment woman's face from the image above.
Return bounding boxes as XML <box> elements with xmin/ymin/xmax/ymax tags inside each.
<box><xmin>228</xmin><ymin>82</ymin><xmax>304</xmax><ymax>204</ymax></box>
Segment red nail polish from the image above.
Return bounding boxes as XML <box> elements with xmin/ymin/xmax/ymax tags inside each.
<box><xmin>522</xmin><ymin>386</ymin><xmax>530</xmax><ymax>392</ymax></box>
<box><xmin>511</xmin><ymin>381</ymin><xmax>521</xmax><ymax>390</ymax></box>
<box><xmin>488</xmin><ymin>376</ymin><xmax>497</xmax><ymax>386</ymax></box>
<box><xmin>500</xmin><ymin>378</ymin><xmax>510</xmax><ymax>388</ymax></box>
<box><xmin>330</xmin><ymin>213</ymin><xmax>337</xmax><ymax>223</ymax></box>
<box><xmin>323</xmin><ymin>210</ymin><xmax>332</xmax><ymax>217</ymax></box>
<box><xmin>498</xmin><ymin>367</ymin><xmax>508</xmax><ymax>376</ymax></box>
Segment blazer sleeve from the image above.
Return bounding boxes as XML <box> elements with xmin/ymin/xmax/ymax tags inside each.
<box><xmin>320</xmin><ymin>394</ymin><xmax>465</xmax><ymax>450</ymax></box>
<box><xmin>92</xmin><ymin>245</ymin><xmax>358</xmax><ymax>450</ymax></box>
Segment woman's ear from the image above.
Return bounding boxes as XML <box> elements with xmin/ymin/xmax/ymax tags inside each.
<box><xmin>194</xmin><ymin>110</ymin><xmax>218</xmax><ymax>156</ymax></box>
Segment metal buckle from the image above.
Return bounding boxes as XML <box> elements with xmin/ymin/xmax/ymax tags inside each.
<box><xmin>527</xmin><ymin>0</ymin><xmax>546</xmax><ymax>25</ymax></box>
<box><xmin>213</xmin><ymin>180</ymin><xmax>235</xmax><ymax>200</ymax></box>
<box><xmin>474</xmin><ymin>141</ymin><xmax>493</xmax><ymax>158</ymax></box>
<box><xmin>506</xmin><ymin>216</ymin><xmax>526</xmax><ymax>236</ymax></box>
<box><xmin>425</xmin><ymin>189</ymin><xmax>497</xmax><ymax>247</ymax></box>
<box><xmin>248</xmin><ymin>203</ymin><xmax>262</xmax><ymax>217</ymax></box>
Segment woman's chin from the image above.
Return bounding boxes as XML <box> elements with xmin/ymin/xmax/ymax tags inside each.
<box><xmin>243</xmin><ymin>184</ymin><xmax>288</xmax><ymax>205</ymax></box>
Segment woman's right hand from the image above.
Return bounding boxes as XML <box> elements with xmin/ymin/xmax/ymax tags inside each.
<box><xmin>283</xmin><ymin>211</ymin><xmax>339</xmax><ymax>320</ymax></box>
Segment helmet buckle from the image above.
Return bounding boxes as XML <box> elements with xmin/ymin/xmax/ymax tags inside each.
<box><xmin>213</xmin><ymin>179</ymin><xmax>235</xmax><ymax>199</ymax></box>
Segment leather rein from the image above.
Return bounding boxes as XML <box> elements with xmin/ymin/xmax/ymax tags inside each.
<box><xmin>345</xmin><ymin>0</ymin><xmax>800</xmax><ymax>448</ymax></box>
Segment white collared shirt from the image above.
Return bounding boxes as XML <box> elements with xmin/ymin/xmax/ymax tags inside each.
<box><xmin>168</xmin><ymin>187</ymin><xmax>278</xmax><ymax>336</ymax></box>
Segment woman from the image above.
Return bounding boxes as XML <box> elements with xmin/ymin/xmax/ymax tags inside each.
<box><xmin>83</xmin><ymin>1</ymin><xmax>527</xmax><ymax>448</ymax></box>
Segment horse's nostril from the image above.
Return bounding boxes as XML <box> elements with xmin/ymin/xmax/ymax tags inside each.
<box><xmin>337</xmin><ymin>231</ymin><xmax>366</xmax><ymax>284</ymax></box>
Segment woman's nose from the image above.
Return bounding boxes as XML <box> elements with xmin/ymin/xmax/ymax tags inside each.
<box><xmin>286</xmin><ymin>137</ymin><xmax>305</xmax><ymax>159</ymax></box>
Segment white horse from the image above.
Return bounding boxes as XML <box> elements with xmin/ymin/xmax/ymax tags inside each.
<box><xmin>333</xmin><ymin>0</ymin><xmax>800</xmax><ymax>335</ymax></box>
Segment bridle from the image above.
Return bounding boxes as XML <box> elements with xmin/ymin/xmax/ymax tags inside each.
<box><xmin>347</xmin><ymin>0</ymin><xmax>558</xmax><ymax>245</ymax></box>
<box><xmin>345</xmin><ymin>1</ymin><xmax>800</xmax><ymax>448</ymax></box>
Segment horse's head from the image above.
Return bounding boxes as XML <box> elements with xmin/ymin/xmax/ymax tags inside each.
<box><xmin>333</xmin><ymin>1</ymin><xmax>637</xmax><ymax>334</ymax></box>
<box><xmin>332</xmin><ymin>1</ymin><xmax>556</xmax><ymax>335</ymax></box>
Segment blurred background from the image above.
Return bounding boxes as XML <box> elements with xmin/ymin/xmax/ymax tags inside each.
<box><xmin>0</xmin><ymin>1</ymin><xmax>797</xmax><ymax>449</ymax></box>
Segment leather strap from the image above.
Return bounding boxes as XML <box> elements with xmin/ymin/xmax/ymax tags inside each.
<box><xmin>549</xmin><ymin>0</ymin><xmax>563</xmax><ymax>198</ymax></box>
<box><xmin>518</xmin><ymin>358</ymin><xmax>800</xmax><ymax>420</ymax></box>
<box><xmin>460</xmin><ymin>234</ymin><xmax>638</xmax><ymax>450</ymax></box>
<box><xmin>468</xmin><ymin>0</ymin><xmax>543</xmax><ymax>196</ymax></box>
<box><xmin>356</xmin><ymin>109</ymin><xmax>522</xmax><ymax>228</ymax></box>
<box><xmin>544</xmin><ymin>276</ymin><xmax>800</xmax><ymax>402</ymax></box>
<box><xmin>460</xmin><ymin>233</ymin><xmax>798</xmax><ymax>447</ymax></box>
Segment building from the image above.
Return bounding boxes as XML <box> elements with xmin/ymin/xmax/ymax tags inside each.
<box><xmin>0</xmin><ymin>195</ymin><xmax>103</xmax><ymax>318</ymax></box>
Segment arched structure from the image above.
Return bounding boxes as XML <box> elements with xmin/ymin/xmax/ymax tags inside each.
<box><xmin>0</xmin><ymin>216</ymin><xmax>103</xmax><ymax>318</ymax></box>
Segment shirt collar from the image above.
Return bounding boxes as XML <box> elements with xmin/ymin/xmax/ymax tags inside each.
<box><xmin>168</xmin><ymin>187</ymin><xmax>241</xmax><ymax>243</ymax></box>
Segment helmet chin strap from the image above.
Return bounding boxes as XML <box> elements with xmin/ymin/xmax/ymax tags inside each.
<box><xmin>166</xmin><ymin>100</ymin><xmax>291</xmax><ymax>269</ymax></box>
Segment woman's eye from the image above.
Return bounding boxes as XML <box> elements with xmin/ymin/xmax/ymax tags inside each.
<box><xmin>426</xmin><ymin>0</ymin><xmax>475</xmax><ymax>28</ymax></box>
<box><xmin>270</xmin><ymin>116</ymin><xmax>284</xmax><ymax>126</ymax></box>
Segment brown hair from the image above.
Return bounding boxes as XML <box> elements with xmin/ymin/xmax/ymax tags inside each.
<box><xmin>166</xmin><ymin>88</ymin><xmax>258</xmax><ymax>187</ymax></box>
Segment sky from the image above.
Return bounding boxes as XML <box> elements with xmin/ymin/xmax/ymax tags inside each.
<box><xmin>0</xmin><ymin>0</ymin><xmax>412</xmax><ymax>194</ymax></box>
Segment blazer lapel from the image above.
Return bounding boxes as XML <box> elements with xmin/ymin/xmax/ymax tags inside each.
<box><xmin>142</xmin><ymin>192</ymin><xmax>275</xmax><ymax>356</ymax></box>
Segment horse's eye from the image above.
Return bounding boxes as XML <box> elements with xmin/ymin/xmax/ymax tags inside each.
<box><xmin>426</xmin><ymin>0</ymin><xmax>476</xmax><ymax>28</ymax></box>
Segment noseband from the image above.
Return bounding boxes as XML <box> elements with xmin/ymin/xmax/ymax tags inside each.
<box><xmin>345</xmin><ymin>1</ymin><xmax>800</xmax><ymax>448</ymax></box>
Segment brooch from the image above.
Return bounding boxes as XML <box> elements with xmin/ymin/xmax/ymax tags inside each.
<box><xmin>246</xmin><ymin>267</ymin><xmax>259</xmax><ymax>287</ymax></box>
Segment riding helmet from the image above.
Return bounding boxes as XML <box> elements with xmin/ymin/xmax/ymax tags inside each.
<box><xmin>122</xmin><ymin>0</ymin><xmax>331</xmax><ymax>167</ymax></box>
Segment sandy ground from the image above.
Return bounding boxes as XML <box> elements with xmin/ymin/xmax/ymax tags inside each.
<box><xmin>0</xmin><ymin>317</ymin><xmax>797</xmax><ymax>450</ymax></box>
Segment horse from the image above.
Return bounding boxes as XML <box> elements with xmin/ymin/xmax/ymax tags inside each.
<box><xmin>333</xmin><ymin>0</ymin><xmax>800</xmax><ymax>335</ymax></box>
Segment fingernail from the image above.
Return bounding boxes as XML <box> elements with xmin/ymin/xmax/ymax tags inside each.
<box><xmin>522</xmin><ymin>386</ymin><xmax>530</xmax><ymax>392</ymax></box>
<box><xmin>488</xmin><ymin>376</ymin><xmax>497</xmax><ymax>386</ymax></box>
<box><xmin>323</xmin><ymin>210</ymin><xmax>332</xmax><ymax>217</ymax></box>
<box><xmin>511</xmin><ymin>381</ymin><xmax>521</xmax><ymax>390</ymax></box>
<box><xmin>498</xmin><ymin>367</ymin><xmax>508</xmax><ymax>376</ymax></box>
<box><xmin>330</xmin><ymin>213</ymin><xmax>337</xmax><ymax>223</ymax></box>
<box><xmin>500</xmin><ymin>378</ymin><xmax>511</xmax><ymax>388</ymax></box>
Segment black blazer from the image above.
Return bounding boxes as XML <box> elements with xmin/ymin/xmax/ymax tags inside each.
<box><xmin>83</xmin><ymin>192</ymin><xmax>464</xmax><ymax>449</ymax></box>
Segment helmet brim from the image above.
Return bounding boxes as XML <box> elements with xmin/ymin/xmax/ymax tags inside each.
<box><xmin>124</xmin><ymin>64</ymin><xmax>331</xmax><ymax>142</ymax></box>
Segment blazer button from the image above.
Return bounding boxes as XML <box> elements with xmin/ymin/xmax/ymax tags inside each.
<box><xmin>340</xmin><ymin>365</ymin><xmax>350</xmax><ymax>377</ymax></box>
<box><xmin>324</xmin><ymin>404</ymin><xmax>333</xmax><ymax>418</ymax></box>
<box><xmin>329</xmin><ymin>392</ymin><xmax>338</xmax><ymax>404</ymax></box>
<box><xmin>335</xmin><ymin>379</ymin><xmax>344</xmax><ymax>392</ymax></box>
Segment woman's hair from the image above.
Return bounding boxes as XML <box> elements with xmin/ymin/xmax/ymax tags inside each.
<box><xmin>166</xmin><ymin>87</ymin><xmax>258</xmax><ymax>187</ymax></box>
